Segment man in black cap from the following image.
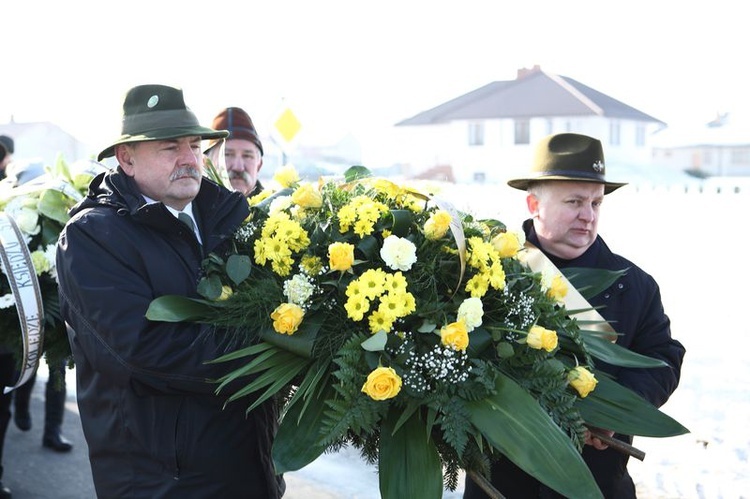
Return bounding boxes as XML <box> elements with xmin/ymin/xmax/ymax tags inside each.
<box><xmin>464</xmin><ymin>133</ymin><xmax>685</xmax><ymax>499</ymax></box>
<box><xmin>204</xmin><ymin>107</ymin><xmax>265</xmax><ymax>197</ymax></box>
<box><xmin>56</xmin><ymin>84</ymin><xmax>284</xmax><ymax>498</ymax></box>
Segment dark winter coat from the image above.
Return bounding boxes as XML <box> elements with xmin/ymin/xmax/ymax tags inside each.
<box><xmin>465</xmin><ymin>220</ymin><xmax>685</xmax><ymax>499</ymax></box>
<box><xmin>56</xmin><ymin>167</ymin><xmax>285</xmax><ymax>499</ymax></box>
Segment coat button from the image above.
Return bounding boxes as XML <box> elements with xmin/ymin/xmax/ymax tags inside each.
<box><xmin>604</xmin><ymin>293</ymin><xmax>610</xmax><ymax>299</ymax></box>
<box><xmin>617</xmin><ymin>283</ymin><xmax>624</xmax><ymax>289</ymax></box>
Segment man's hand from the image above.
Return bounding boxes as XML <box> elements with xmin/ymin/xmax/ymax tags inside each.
<box><xmin>584</xmin><ymin>427</ymin><xmax>615</xmax><ymax>450</ymax></box>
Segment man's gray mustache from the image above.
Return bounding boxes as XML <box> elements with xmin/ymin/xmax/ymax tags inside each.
<box><xmin>228</xmin><ymin>171</ymin><xmax>251</xmax><ymax>182</ymax></box>
<box><xmin>170</xmin><ymin>167</ymin><xmax>202</xmax><ymax>181</ymax></box>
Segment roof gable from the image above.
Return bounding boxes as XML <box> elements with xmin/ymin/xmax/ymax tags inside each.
<box><xmin>397</xmin><ymin>69</ymin><xmax>663</xmax><ymax>126</ymax></box>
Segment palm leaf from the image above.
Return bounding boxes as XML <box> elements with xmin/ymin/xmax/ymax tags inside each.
<box><xmin>576</xmin><ymin>373</ymin><xmax>689</xmax><ymax>437</ymax></box>
<box><xmin>467</xmin><ymin>373</ymin><xmax>603</xmax><ymax>499</ymax></box>
<box><xmin>379</xmin><ymin>409</ymin><xmax>443</xmax><ymax>499</ymax></box>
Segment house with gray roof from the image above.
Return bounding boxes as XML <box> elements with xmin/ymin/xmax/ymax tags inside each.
<box><xmin>393</xmin><ymin>65</ymin><xmax>667</xmax><ymax>184</ymax></box>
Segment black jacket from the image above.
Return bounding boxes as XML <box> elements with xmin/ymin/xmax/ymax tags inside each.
<box><xmin>465</xmin><ymin>220</ymin><xmax>685</xmax><ymax>499</ymax></box>
<box><xmin>57</xmin><ymin>167</ymin><xmax>284</xmax><ymax>498</ymax></box>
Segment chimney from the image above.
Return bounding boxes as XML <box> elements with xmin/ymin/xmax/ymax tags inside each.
<box><xmin>517</xmin><ymin>65</ymin><xmax>541</xmax><ymax>80</ymax></box>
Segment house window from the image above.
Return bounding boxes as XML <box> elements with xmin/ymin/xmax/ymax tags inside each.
<box><xmin>546</xmin><ymin>119</ymin><xmax>554</xmax><ymax>135</ymax></box>
<box><xmin>703</xmin><ymin>149</ymin><xmax>713</xmax><ymax>165</ymax></box>
<box><xmin>514</xmin><ymin>119</ymin><xmax>530</xmax><ymax>144</ymax></box>
<box><xmin>609</xmin><ymin>121</ymin><xmax>621</xmax><ymax>146</ymax></box>
<box><xmin>468</xmin><ymin>122</ymin><xmax>484</xmax><ymax>146</ymax></box>
<box><xmin>731</xmin><ymin>148</ymin><xmax>750</xmax><ymax>165</ymax></box>
<box><xmin>635</xmin><ymin>124</ymin><xmax>645</xmax><ymax>147</ymax></box>
<box><xmin>473</xmin><ymin>172</ymin><xmax>486</xmax><ymax>183</ymax></box>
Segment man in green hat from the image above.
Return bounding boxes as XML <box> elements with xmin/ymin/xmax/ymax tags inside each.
<box><xmin>464</xmin><ymin>133</ymin><xmax>685</xmax><ymax>499</ymax></box>
<box><xmin>56</xmin><ymin>84</ymin><xmax>285</xmax><ymax>498</ymax></box>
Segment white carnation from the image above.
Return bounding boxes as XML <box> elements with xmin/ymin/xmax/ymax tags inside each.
<box><xmin>269</xmin><ymin>195</ymin><xmax>293</xmax><ymax>215</ymax></box>
<box><xmin>457</xmin><ymin>297</ymin><xmax>484</xmax><ymax>331</ymax></box>
<box><xmin>283</xmin><ymin>273</ymin><xmax>316</xmax><ymax>307</ymax></box>
<box><xmin>380</xmin><ymin>235</ymin><xmax>417</xmax><ymax>271</ymax></box>
<box><xmin>0</xmin><ymin>293</ymin><xmax>16</xmax><ymax>309</ymax></box>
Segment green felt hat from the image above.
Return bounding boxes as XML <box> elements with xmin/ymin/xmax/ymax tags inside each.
<box><xmin>508</xmin><ymin>132</ymin><xmax>627</xmax><ymax>194</ymax></box>
<box><xmin>97</xmin><ymin>84</ymin><xmax>229</xmax><ymax>161</ymax></box>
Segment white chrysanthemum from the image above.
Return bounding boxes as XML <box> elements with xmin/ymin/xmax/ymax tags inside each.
<box><xmin>457</xmin><ymin>297</ymin><xmax>484</xmax><ymax>331</ymax></box>
<box><xmin>4</xmin><ymin>196</ymin><xmax>41</xmax><ymax>236</ymax></box>
<box><xmin>283</xmin><ymin>273</ymin><xmax>316</xmax><ymax>307</ymax></box>
<box><xmin>0</xmin><ymin>293</ymin><xmax>15</xmax><ymax>309</ymax></box>
<box><xmin>44</xmin><ymin>244</ymin><xmax>58</xmax><ymax>282</ymax></box>
<box><xmin>380</xmin><ymin>235</ymin><xmax>417</xmax><ymax>271</ymax></box>
<box><xmin>269</xmin><ymin>195</ymin><xmax>293</xmax><ymax>215</ymax></box>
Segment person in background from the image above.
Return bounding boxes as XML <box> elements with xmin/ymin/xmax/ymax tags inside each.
<box><xmin>204</xmin><ymin>107</ymin><xmax>264</xmax><ymax>197</ymax></box>
<box><xmin>0</xmin><ymin>135</ymin><xmax>15</xmax><ymax>498</ymax></box>
<box><xmin>463</xmin><ymin>132</ymin><xmax>685</xmax><ymax>499</ymax></box>
<box><xmin>56</xmin><ymin>84</ymin><xmax>284</xmax><ymax>498</ymax></box>
<box><xmin>0</xmin><ymin>135</ymin><xmax>13</xmax><ymax>177</ymax></box>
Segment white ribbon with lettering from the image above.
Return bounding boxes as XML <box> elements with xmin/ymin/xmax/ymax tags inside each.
<box><xmin>0</xmin><ymin>213</ymin><xmax>44</xmax><ymax>393</ymax></box>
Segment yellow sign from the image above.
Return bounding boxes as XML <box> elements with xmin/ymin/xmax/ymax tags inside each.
<box><xmin>274</xmin><ymin>108</ymin><xmax>302</xmax><ymax>144</ymax></box>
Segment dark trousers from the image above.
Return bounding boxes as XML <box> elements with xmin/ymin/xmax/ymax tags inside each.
<box><xmin>0</xmin><ymin>353</ymin><xmax>15</xmax><ymax>481</ymax></box>
<box><xmin>13</xmin><ymin>361</ymin><xmax>67</xmax><ymax>437</ymax></box>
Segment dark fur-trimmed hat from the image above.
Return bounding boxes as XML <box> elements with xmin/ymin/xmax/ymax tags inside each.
<box><xmin>508</xmin><ymin>133</ymin><xmax>626</xmax><ymax>194</ymax></box>
<box><xmin>97</xmin><ymin>84</ymin><xmax>229</xmax><ymax>161</ymax></box>
<box><xmin>205</xmin><ymin>107</ymin><xmax>264</xmax><ymax>156</ymax></box>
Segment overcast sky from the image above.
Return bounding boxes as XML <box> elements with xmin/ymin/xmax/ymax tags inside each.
<box><xmin>2</xmin><ymin>0</ymin><xmax>745</xmax><ymax>165</ymax></box>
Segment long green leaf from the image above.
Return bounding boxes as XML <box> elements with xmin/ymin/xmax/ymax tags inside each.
<box><xmin>583</xmin><ymin>335</ymin><xmax>668</xmax><ymax>368</ymax></box>
<box><xmin>563</xmin><ymin>267</ymin><xmax>628</xmax><ymax>299</ymax></box>
<box><xmin>273</xmin><ymin>383</ymin><xmax>336</xmax><ymax>473</ymax></box>
<box><xmin>576</xmin><ymin>373</ymin><xmax>689</xmax><ymax>437</ymax></box>
<box><xmin>379</xmin><ymin>410</ymin><xmax>443</xmax><ymax>499</ymax></box>
<box><xmin>467</xmin><ymin>373</ymin><xmax>603</xmax><ymax>499</ymax></box>
<box><xmin>145</xmin><ymin>295</ymin><xmax>217</xmax><ymax>322</ymax></box>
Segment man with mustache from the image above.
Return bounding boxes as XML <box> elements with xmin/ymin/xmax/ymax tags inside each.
<box><xmin>56</xmin><ymin>84</ymin><xmax>285</xmax><ymax>498</ymax></box>
<box><xmin>204</xmin><ymin>107</ymin><xmax>264</xmax><ymax>197</ymax></box>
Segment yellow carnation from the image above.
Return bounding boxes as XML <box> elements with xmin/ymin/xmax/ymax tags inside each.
<box><xmin>270</xmin><ymin>303</ymin><xmax>305</xmax><ymax>335</ymax></box>
<box><xmin>568</xmin><ymin>366</ymin><xmax>598</xmax><ymax>397</ymax></box>
<box><xmin>424</xmin><ymin>210</ymin><xmax>452</xmax><ymax>240</ymax></box>
<box><xmin>217</xmin><ymin>285</ymin><xmax>234</xmax><ymax>301</ymax></box>
<box><xmin>361</xmin><ymin>366</ymin><xmax>402</xmax><ymax>400</ymax></box>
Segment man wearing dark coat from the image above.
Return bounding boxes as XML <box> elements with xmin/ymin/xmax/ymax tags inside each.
<box><xmin>56</xmin><ymin>85</ymin><xmax>284</xmax><ymax>498</ymax></box>
<box><xmin>464</xmin><ymin>132</ymin><xmax>685</xmax><ymax>499</ymax></box>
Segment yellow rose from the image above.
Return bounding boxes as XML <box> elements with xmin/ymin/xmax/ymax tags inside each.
<box><xmin>568</xmin><ymin>366</ymin><xmax>598</xmax><ymax>397</ymax></box>
<box><xmin>270</xmin><ymin>303</ymin><xmax>305</xmax><ymax>335</ymax></box>
<box><xmin>217</xmin><ymin>285</ymin><xmax>234</xmax><ymax>301</ymax></box>
<box><xmin>328</xmin><ymin>242</ymin><xmax>355</xmax><ymax>272</ymax></box>
<box><xmin>291</xmin><ymin>183</ymin><xmax>323</xmax><ymax>208</ymax></box>
<box><xmin>546</xmin><ymin>274</ymin><xmax>568</xmax><ymax>301</ymax></box>
<box><xmin>273</xmin><ymin>165</ymin><xmax>300</xmax><ymax>188</ymax></box>
<box><xmin>440</xmin><ymin>320</ymin><xmax>469</xmax><ymax>351</ymax></box>
<box><xmin>527</xmin><ymin>325</ymin><xmax>558</xmax><ymax>352</ymax></box>
<box><xmin>492</xmin><ymin>232</ymin><xmax>520</xmax><ymax>259</ymax></box>
<box><xmin>361</xmin><ymin>366</ymin><xmax>402</xmax><ymax>400</ymax></box>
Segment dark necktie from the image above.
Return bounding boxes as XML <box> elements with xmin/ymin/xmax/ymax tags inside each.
<box><xmin>178</xmin><ymin>212</ymin><xmax>196</xmax><ymax>233</ymax></box>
